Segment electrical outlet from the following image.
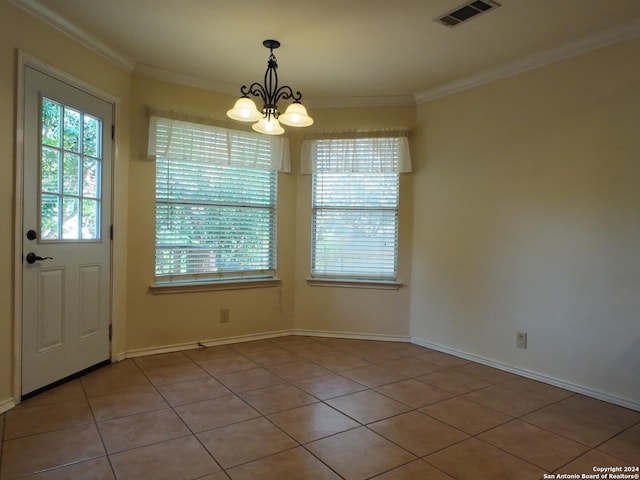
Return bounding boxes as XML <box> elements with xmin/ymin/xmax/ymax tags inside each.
<box><xmin>220</xmin><ymin>308</ymin><xmax>230</xmax><ymax>323</ymax></box>
<box><xmin>516</xmin><ymin>332</ymin><xmax>527</xmax><ymax>349</ymax></box>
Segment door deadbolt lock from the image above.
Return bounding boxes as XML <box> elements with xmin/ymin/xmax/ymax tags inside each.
<box><xmin>26</xmin><ymin>252</ymin><xmax>53</xmax><ymax>264</ymax></box>
<box><xmin>26</xmin><ymin>229</ymin><xmax>38</xmax><ymax>240</ymax></box>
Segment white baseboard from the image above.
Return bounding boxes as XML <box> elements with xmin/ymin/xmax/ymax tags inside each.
<box><xmin>123</xmin><ymin>329</ymin><xmax>408</xmax><ymax>359</ymax></box>
<box><xmin>0</xmin><ymin>397</ymin><xmax>16</xmax><ymax>414</ymax></box>
<box><xmin>124</xmin><ymin>329</ymin><xmax>294</xmax><ymax>359</ymax></box>
<box><xmin>411</xmin><ymin>336</ymin><xmax>640</xmax><ymax>412</ymax></box>
<box><xmin>293</xmin><ymin>329</ymin><xmax>410</xmax><ymax>343</ymax></box>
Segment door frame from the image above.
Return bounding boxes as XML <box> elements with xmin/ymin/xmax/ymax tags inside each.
<box><xmin>13</xmin><ymin>51</ymin><xmax>121</xmax><ymax>403</ymax></box>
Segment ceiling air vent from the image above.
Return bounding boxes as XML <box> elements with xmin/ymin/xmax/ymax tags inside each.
<box><xmin>435</xmin><ymin>0</ymin><xmax>501</xmax><ymax>27</ymax></box>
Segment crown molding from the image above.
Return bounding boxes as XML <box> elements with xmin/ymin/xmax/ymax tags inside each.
<box><xmin>414</xmin><ymin>17</ymin><xmax>640</xmax><ymax>104</ymax></box>
<box><xmin>10</xmin><ymin>0</ymin><xmax>135</xmax><ymax>72</ymax></box>
<box><xmin>305</xmin><ymin>96</ymin><xmax>416</xmax><ymax>108</ymax></box>
<box><xmin>134</xmin><ymin>64</ymin><xmax>239</xmax><ymax>96</ymax></box>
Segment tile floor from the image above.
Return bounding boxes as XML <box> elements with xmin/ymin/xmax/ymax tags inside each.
<box><xmin>0</xmin><ymin>335</ymin><xmax>638</xmax><ymax>479</ymax></box>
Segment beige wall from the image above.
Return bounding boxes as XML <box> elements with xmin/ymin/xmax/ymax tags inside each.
<box><xmin>409</xmin><ymin>36</ymin><xmax>640</xmax><ymax>406</ymax></box>
<box><xmin>0</xmin><ymin>1</ymin><xmax>131</xmax><ymax>405</ymax></box>
<box><xmin>292</xmin><ymin>106</ymin><xmax>415</xmax><ymax>337</ymax></box>
<box><xmin>126</xmin><ymin>76</ymin><xmax>297</xmax><ymax>350</ymax></box>
<box><xmin>126</xmin><ymin>79</ymin><xmax>416</xmax><ymax>349</ymax></box>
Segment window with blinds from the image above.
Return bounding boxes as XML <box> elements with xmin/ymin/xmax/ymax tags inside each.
<box><xmin>153</xmin><ymin>118</ymin><xmax>278</xmax><ymax>283</ymax></box>
<box><xmin>310</xmin><ymin>137</ymin><xmax>405</xmax><ymax>281</ymax></box>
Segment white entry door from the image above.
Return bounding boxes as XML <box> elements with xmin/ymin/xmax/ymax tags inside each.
<box><xmin>22</xmin><ymin>65</ymin><xmax>113</xmax><ymax>396</ymax></box>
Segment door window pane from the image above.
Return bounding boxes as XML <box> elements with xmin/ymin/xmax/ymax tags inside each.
<box><xmin>63</xmin><ymin>107</ymin><xmax>81</xmax><ymax>152</ymax></box>
<box><xmin>82</xmin><ymin>158</ymin><xmax>99</xmax><ymax>197</ymax></box>
<box><xmin>41</xmin><ymin>147</ymin><xmax>60</xmax><ymax>193</ymax></box>
<box><xmin>42</xmin><ymin>99</ymin><xmax>61</xmax><ymax>148</ymax></box>
<box><xmin>62</xmin><ymin>197</ymin><xmax>79</xmax><ymax>239</ymax></box>
<box><xmin>82</xmin><ymin>199</ymin><xmax>98</xmax><ymax>238</ymax></box>
<box><xmin>41</xmin><ymin>194</ymin><xmax>60</xmax><ymax>240</ymax></box>
<box><xmin>40</xmin><ymin>97</ymin><xmax>103</xmax><ymax>241</ymax></box>
<box><xmin>83</xmin><ymin>114</ymin><xmax>100</xmax><ymax>158</ymax></box>
<box><xmin>63</xmin><ymin>153</ymin><xmax>80</xmax><ymax>195</ymax></box>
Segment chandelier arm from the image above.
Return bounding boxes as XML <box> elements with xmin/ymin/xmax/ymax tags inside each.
<box><xmin>241</xmin><ymin>83</ymin><xmax>268</xmax><ymax>104</ymax></box>
<box><xmin>273</xmin><ymin>85</ymin><xmax>302</xmax><ymax>105</ymax></box>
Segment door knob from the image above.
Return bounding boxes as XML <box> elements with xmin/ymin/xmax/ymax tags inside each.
<box><xmin>26</xmin><ymin>252</ymin><xmax>53</xmax><ymax>264</ymax></box>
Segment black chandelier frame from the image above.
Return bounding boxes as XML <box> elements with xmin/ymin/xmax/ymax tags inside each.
<box><xmin>239</xmin><ymin>40</ymin><xmax>303</xmax><ymax>120</ymax></box>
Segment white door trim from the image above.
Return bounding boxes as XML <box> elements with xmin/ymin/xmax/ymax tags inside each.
<box><xmin>13</xmin><ymin>50</ymin><xmax>121</xmax><ymax>403</ymax></box>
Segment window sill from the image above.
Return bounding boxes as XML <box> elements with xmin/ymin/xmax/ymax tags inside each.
<box><xmin>150</xmin><ymin>278</ymin><xmax>281</xmax><ymax>294</ymax></box>
<box><xmin>306</xmin><ymin>278</ymin><xmax>403</xmax><ymax>290</ymax></box>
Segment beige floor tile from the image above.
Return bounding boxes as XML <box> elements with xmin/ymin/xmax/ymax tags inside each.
<box><xmin>379</xmin><ymin>342</ymin><xmax>435</xmax><ymax>358</ymax></box>
<box><xmin>372</xmin><ymin>459</ymin><xmax>456</xmax><ymax>480</ymax></box>
<box><xmin>369</xmin><ymin>411</ymin><xmax>468</xmax><ymax>456</ymax></box>
<box><xmin>5</xmin><ymin>398</ymin><xmax>93</xmax><ymax>439</ymax></box>
<box><xmin>557</xmin><ymin>395</ymin><xmax>640</xmax><ymax>427</ymax></box>
<box><xmin>523</xmin><ymin>401</ymin><xmax>637</xmax><ymax>446</ymax></box>
<box><xmin>0</xmin><ymin>424</ymin><xmax>105</xmax><ymax>479</ymax></box>
<box><xmin>174</xmin><ymin>394</ymin><xmax>260</xmax><ymax>432</ymax></box>
<box><xmin>326</xmin><ymin>390</ymin><xmax>412</xmax><ymax>424</ymax></box>
<box><xmin>141</xmin><ymin>361</ymin><xmax>209</xmax><ymax>386</ymax></box>
<box><xmin>450</xmin><ymin>363</ymin><xmax>517</xmax><ymax>383</ymax></box>
<box><xmin>294</xmin><ymin>373</ymin><xmax>367</xmax><ymax>400</ymax></box>
<box><xmin>228</xmin><ymin>339</ymin><xmax>278</xmax><ymax>355</ymax></box>
<box><xmin>556</xmin><ymin>449</ymin><xmax>634</xmax><ymax>474</ymax></box>
<box><xmin>215</xmin><ymin>367</ymin><xmax>285</xmax><ymax>392</ymax></box>
<box><xmin>183</xmin><ymin>345</ymin><xmax>236</xmax><ymax>363</ymax></box>
<box><xmin>82</xmin><ymin>367</ymin><xmax>154</xmax><ymax>397</ymax></box>
<box><xmin>19</xmin><ymin>457</ymin><xmax>114</xmax><ymax>480</ymax></box>
<box><xmin>198</xmin><ymin>473</ymin><xmax>230</xmax><ymax>480</ymax></box>
<box><xmin>97</xmin><ymin>408</ymin><xmax>190</xmax><ymax>453</ymax></box>
<box><xmin>416</xmin><ymin>370</ymin><xmax>492</xmax><ymax>395</ymax></box>
<box><xmin>479</xmin><ymin>419</ymin><xmax>590</xmax><ymax>471</ymax></box>
<box><xmin>350</xmin><ymin>346</ymin><xmax>408</xmax><ymax>363</ymax></box>
<box><xmin>339</xmin><ymin>364</ymin><xmax>408</xmax><ymax>388</ymax></box>
<box><xmin>312</xmin><ymin>352</ymin><xmax>371</xmax><ymax>371</ymax></box>
<box><xmin>268</xmin><ymin>402</ymin><xmax>360</xmax><ymax>443</ymax></box>
<box><xmin>238</xmin><ymin>383</ymin><xmax>317</xmax><ymax>415</ymax></box>
<box><xmin>284</xmin><ymin>342</ymin><xmax>339</xmax><ymax>359</ymax></box>
<box><xmin>500</xmin><ymin>377</ymin><xmax>574</xmax><ymax>404</ymax></box>
<box><xmin>267</xmin><ymin>335</ymin><xmax>317</xmax><ymax>347</ymax></box>
<box><xmin>243</xmin><ymin>348</ymin><xmax>302</xmax><ymax>366</ymax></box>
<box><xmin>267</xmin><ymin>360</ymin><xmax>331</xmax><ymax>381</ymax></box>
<box><xmin>306</xmin><ymin>427</ymin><xmax>416</xmax><ymax>480</ymax></box>
<box><xmin>197</xmin><ymin>354</ymin><xmax>259</xmax><ymax>376</ymax></box>
<box><xmin>89</xmin><ymin>390</ymin><xmax>168</xmax><ymax>421</ymax></box>
<box><xmin>426</xmin><ymin>438</ymin><xmax>544</xmax><ymax>480</ymax></box>
<box><xmin>420</xmin><ymin>397</ymin><xmax>512</xmax><ymax>435</ymax></box>
<box><xmin>463</xmin><ymin>383</ymin><xmax>559</xmax><ymax>417</ymax></box>
<box><xmin>417</xmin><ymin>351</ymin><xmax>470</xmax><ymax>368</ymax></box>
<box><xmin>375</xmin><ymin>379</ymin><xmax>453</xmax><ymax>408</ymax></box>
<box><xmin>225</xmin><ymin>446</ymin><xmax>341</xmax><ymax>480</ymax></box>
<box><xmin>376</xmin><ymin>357</ymin><xmax>443</xmax><ymax>377</ymax></box>
<box><xmin>597</xmin><ymin>423</ymin><xmax>640</xmax><ymax>464</ymax></box>
<box><xmin>323</xmin><ymin>338</ymin><xmax>375</xmax><ymax>351</ymax></box>
<box><xmin>15</xmin><ymin>380</ymin><xmax>85</xmax><ymax>409</ymax></box>
<box><xmin>197</xmin><ymin>417</ymin><xmax>298</xmax><ymax>469</ymax></box>
<box><xmin>132</xmin><ymin>351</ymin><xmax>191</xmax><ymax>370</ymax></box>
<box><xmin>157</xmin><ymin>376</ymin><xmax>231</xmax><ymax>406</ymax></box>
<box><xmin>110</xmin><ymin>435</ymin><xmax>220</xmax><ymax>480</ymax></box>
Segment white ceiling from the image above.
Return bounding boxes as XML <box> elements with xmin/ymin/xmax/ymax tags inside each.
<box><xmin>13</xmin><ymin>0</ymin><xmax>640</xmax><ymax>105</ymax></box>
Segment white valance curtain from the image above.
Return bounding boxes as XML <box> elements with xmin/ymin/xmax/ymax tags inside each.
<box><xmin>148</xmin><ymin>116</ymin><xmax>291</xmax><ymax>172</ymax></box>
<box><xmin>301</xmin><ymin>136</ymin><xmax>411</xmax><ymax>174</ymax></box>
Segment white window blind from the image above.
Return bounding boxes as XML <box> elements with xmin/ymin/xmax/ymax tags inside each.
<box><xmin>306</xmin><ymin>136</ymin><xmax>410</xmax><ymax>281</ymax></box>
<box><xmin>150</xmin><ymin>117</ymin><xmax>280</xmax><ymax>283</ymax></box>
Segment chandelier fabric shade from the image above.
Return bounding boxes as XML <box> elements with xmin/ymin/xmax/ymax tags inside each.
<box><xmin>226</xmin><ymin>39</ymin><xmax>313</xmax><ymax>135</ymax></box>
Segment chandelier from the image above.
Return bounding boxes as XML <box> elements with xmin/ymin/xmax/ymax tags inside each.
<box><xmin>226</xmin><ymin>39</ymin><xmax>313</xmax><ymax>135</ymax></box>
